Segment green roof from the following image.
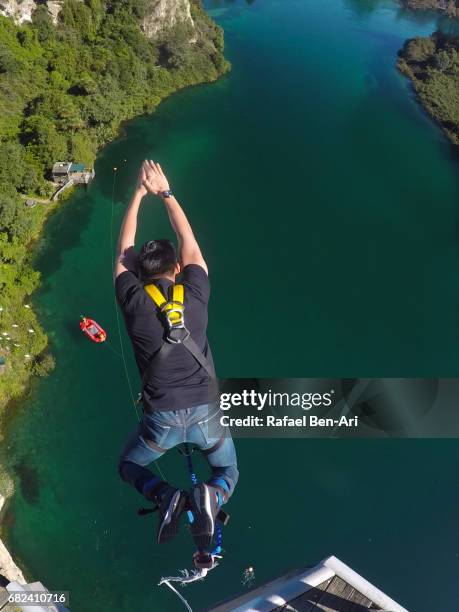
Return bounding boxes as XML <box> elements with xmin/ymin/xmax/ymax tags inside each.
<box><xmin>69</xmin><ymin>163</ymin><xmax>85</xmax><ymax>172</ymax></box>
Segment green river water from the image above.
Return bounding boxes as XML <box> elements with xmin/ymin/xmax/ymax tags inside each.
<box><xmin>2</xmin><ymin>1</ymin><xmax>459</xmax><ymax>610</ymax></box>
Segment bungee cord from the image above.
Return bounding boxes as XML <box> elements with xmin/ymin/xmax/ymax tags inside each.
<box><xmin>158</xmin><ymin>443</ymin><xmax>224</xmax><ymax>611</ymax></box>
<box><xmin>109</xmin><ymin>166</ymin><xmax>140</xmax><ymax>421</ymax></box>
<box><xmin>182</xmin><ymin>443</ymin><xmax>223</xmax><ymax>556</ymax></box>
<box><xmin>159</xmin><ymin>560</ymin><xmax>220</xmax><ymax>591</ymax></box>
<box><xmin>160</xmin><ymin>580</ymin><xmax>193</xmax><ymax>612</ymax></box>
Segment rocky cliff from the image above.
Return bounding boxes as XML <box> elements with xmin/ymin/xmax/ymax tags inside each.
<box><xmin>0</xmin><ymin>0</ymin><xmax>196</xmax><ymax>31</ymax></box>
<box><xmin>143</xmin><ymin>0</ymin><xmax>194</xmax><ymax>38</ymax></box>
<box><xmin>0</xmin><ymin>495</ymin><xmax>25</xmax><ymax>583</ymax></box>
<box><xmin>0</xmin><ymin>0</ymin><xmax>36</xmax><ymax>24</ymax></box>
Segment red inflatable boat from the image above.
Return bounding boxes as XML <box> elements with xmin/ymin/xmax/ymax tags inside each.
<box><xmin>80</xmin><ymin>317</ymin><xmax>106</xmax><ymax>343</ymax></box>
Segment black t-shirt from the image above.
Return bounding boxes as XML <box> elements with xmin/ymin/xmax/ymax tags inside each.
<box><xmin>115</xmin><ymin>264</ymin><xmax>215</xmax><ymax>412</ymax></box>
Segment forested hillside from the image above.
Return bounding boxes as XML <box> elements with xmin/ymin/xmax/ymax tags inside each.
<box><xmin>0</xmin><ymin>0</ymin><xmax>228</xmax><ymax>409</ymax></box>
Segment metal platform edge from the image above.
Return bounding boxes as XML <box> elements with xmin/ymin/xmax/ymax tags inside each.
<box><xmin>207</xmin><ymin>555</ymin><xmax>409</xmax><ymax>612</ymax></box>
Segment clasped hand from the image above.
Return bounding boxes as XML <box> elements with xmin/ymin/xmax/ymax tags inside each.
<box><xmin>136</xmin><ymin>160</ymin><xmax>170</xmax><ymax>197</ymax></box>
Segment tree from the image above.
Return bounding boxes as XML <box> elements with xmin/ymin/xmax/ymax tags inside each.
<box><xmin>22</xmin><ymin>115</ymin><xmax>69</xmax><ymax>168</ymax></box>
<box><xmin>0</xmin><ymin>46</ymin><xmax>19</xmax><ymax>74</ymax></box>
<box><xmin>433</xmin><ymin>48</ymin><xmax>454</xmax><ymax>71</ymax></box>
<box><xmin>33</xmin><ymin>353</ymin><xmax>55</xmax><ymax>377</ymax></box>
<box><xmin>32</xmin><ymin>5</ymin><xmax>55</xmax><ymax>43</ymax></box>
<box><xmin>69</xmin><ymin>132</ymin><xmax>97</xmax><ymax>165</ymax></box>
<box><xmin>68</xmin><ymin>72</ymin><xmax>98</xmax><ymax>95</ymax></box>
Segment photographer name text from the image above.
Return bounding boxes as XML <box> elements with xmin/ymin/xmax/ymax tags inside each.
<box><xmin>220</xmin><ymin>415</ymin><xmax>358</xmax><ymax>428</ymax></box>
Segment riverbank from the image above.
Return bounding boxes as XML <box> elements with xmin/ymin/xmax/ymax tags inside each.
<box><xmin>0</xmin><ymin>494</ymin><xmax>24</xmax><ymax>584</ymax></box>
<box><xmin>398</xmin><ymin>31</ymin><xmax>459</xmax><ymax>146</ymax></box>
<box><xmin>401</xmin><ymin>0</ymin><xmax>459</xmax><ymax>18</ymax></box>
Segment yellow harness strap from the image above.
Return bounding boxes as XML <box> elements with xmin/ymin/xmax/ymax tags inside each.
<box><xmin>172</xmin><ymin>283</ymin><xmax>184</xmax><ymax>306</ymax></box>
<box><xmin>144</xmin><ymin>284</ymin><xmax>168</xmax><ymax>309</ymax></box>
<box><xmin>144</xmin><ymin>283</ymin><xmax>185</xmax><ymax>327</ymax></box>
<box><xmin>142</xmin><ymin>281</ymin><xmax>215</xmax><ymax>378</ymax></box>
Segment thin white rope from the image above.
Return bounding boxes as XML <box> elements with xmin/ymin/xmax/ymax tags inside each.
<box><xmin>112</xmin><ymin>291</ymin><xmax>141</xmax><ymax>420</ymax></box>
<box><xmin>159</xmin><ymin>566</ymin><xmax>212</xmax><ymax>585</ymax></box>
<box><xmin>109</xmin><ymin>167</ymin><xmax>166</xmax><ymax>483</ymax></box>
<box><xmin>102</xmin><ymin>338</ymin><xmax>122</xmax><ymax>359</ymax></box>
<box><xmin>110</xmin><ymin>168</ymin><xmax>140</xmax><ymax>421</ymax></box>
<box><xmin>159</xmin><ymin>561</ymin><xmax>220</xmax><ymax>611</ymax></box>
<box><xmin>161</xmin><ymin>581</ymin><xmax>193</xmax><ymax>612</ymax></box>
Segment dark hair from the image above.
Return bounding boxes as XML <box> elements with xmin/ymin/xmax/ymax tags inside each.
<box><xmin>138</xmin><ymin>239</ymin><xmax>178</xmax><ymax>282</ymax></box>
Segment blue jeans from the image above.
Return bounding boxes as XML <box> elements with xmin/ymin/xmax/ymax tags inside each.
<box><xmin>118</xmin><ymin>403</ymin><xmax>238</xmax><ymax>500</ymax></box>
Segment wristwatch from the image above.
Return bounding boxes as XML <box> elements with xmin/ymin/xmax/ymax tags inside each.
<box><xmin>160</xmin><ymin>190</ymin><xmax>173</xmax><ymax>199</ymax></box>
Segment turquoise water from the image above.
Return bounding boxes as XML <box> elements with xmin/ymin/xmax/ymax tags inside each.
<box><xmin>2</xmin><ymin>1</ymin><xmax>459</xmax><ymax>610</ymax></box>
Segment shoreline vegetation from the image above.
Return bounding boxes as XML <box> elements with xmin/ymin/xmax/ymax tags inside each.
<box><xmin>401</xmin><ymin>0</ymin><xmax>459</xmax><ymax>18</ymax></box>
<box><xmin>398</xmin><ymin>2</ymin><xmax>459</xmax><ymax>146</ymax></box>
<box><xmin>0</xmin><ymin>0</ymin><xmax>229</xmax><ymax>415</ymax></box>
<box><xmin>398</xmin><ymin>31</ymin><xmax>459</xmax><ymax>146</ymax></box>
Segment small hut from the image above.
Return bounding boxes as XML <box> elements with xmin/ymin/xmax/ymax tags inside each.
<box><xmin>52</xmin><ymin>162</ymin><xmax>95</xmax><ymax>185</ymax></box>
<box><xmin>52</xmin><ymin>161</ymin><xmax>73</xmax><ymax>183</ymax></box>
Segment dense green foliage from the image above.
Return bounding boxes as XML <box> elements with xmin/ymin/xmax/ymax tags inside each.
<box><xmin>398</xmin><ymin>32</ymin><xmax>459</xmax><ymax>145</ymax></box>
<box><xmin>401</xmin><ymin>0</ymin><xmax>459</xmax><ymax>17</ymax></box>
<box><xmin>0</xmin><ymin>0</ymin><xmax>228</xmax><ymax>410</ymax></box>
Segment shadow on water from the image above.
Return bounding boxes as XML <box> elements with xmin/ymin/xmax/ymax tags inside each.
<box><xmin>394</xmin><ymin>7</ymin><xmax>459</xmax><ymax>34</ymax></box>
<box><xmin>33</xmin><ymin>190</ymin><xmax>96</xmax><ymax>280</ymax></box>
<box><xmin>361</xmin><ymin>27</ymin><xmax>459</xmax><ymax>189</ymax></box>
<box><xmin>92</xmin><ymin>147</ymin><xmax>142</xmax><ymax>221</ymax></box>
<box><xmin>344</xmin><ymin>0</ymin><xmax>392</xmax><ymax>17</ymax></box>
<box><xmin>344</xmin><ymin>0</ymin><xmax>459</xmax><ymax>33</ymax></box>
<box><xmin>63</xmin><ymin>318</ymin><xmax>83</xmax><ymax>341</ymax></box>
<box><xmin>363</xmin><ymin>37</ymin><xmax>428</xmax><ymax>126</ymax></box>
<box><xmin>14</xmin><ymin>459</ymin><xmax>40</xmax><ymax>505</ymax></box>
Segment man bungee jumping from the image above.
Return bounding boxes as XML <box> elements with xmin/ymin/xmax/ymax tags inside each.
<box><xmin>114</xmin><ymin>160</ymin><xmax>238</xmax><ymax>569</ymax></box>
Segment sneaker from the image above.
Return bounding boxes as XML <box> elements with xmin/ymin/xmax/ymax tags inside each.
<box><xmin>189</xmin><ymin>483</ymin><xmax>219</xmax><ymax>550</ymax></box>
<box><xmin>157</xmin><ymin>488</ymin><xmax>188</xmax><ymax>544</ymax></box>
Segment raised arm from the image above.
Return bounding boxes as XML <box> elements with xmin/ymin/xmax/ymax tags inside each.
<box><xmin>143</xmin><ymin>160</ymin><xmax>208</xmax><ymax>274</ymax></box>
<box><xmin>113</xmin><ymin>165</ymin><xmax>147</xmax><ymax>280</ymax></box>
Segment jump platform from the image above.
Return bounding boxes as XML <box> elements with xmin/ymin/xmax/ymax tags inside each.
<box><xmin>209</xmin><ymin>555</ymin><xmax>408</xmax><ymax>612</ymax></box>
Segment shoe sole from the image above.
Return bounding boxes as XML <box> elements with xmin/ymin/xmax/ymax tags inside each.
<box><xmin>157</xmin><ymin>490</ymin><xmax>187</xmax><ymax>544</ymax></box>
<box><xmin>190</xmin><ymin>484</ymin><xmax>215</xmax><ymax>550</ymax></box>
